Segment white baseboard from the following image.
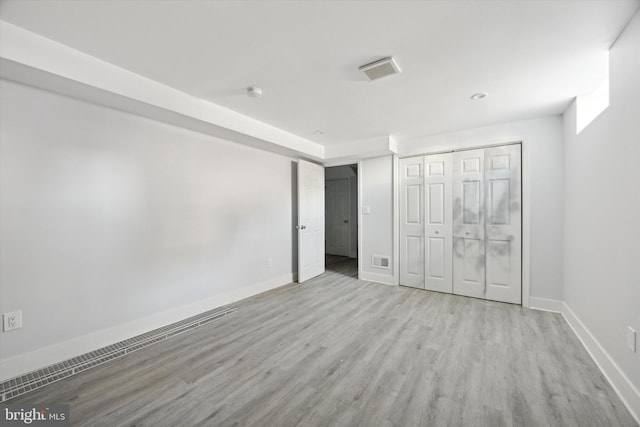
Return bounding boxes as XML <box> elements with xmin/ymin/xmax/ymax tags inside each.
<box><xmin>527</xmin><ymin>296</ymin><xmax>563</xmax><ymax>313</ymax></box>
<box><xmin>0</xmin><ymin>273</ymin><xmax>293</xmax><ymax>381</ymax></box>
<box><xmin>359</xmin><ymin>270</ymin><xmax>395</xmax><ymax>286</ymax></box>
<box><xmin>561</xmin><ymin>302</ymin><xmax>640</xmax><ymax>425</ymax></box>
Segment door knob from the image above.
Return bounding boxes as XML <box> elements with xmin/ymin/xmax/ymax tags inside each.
<box><xmin>300</xmin><ymin>225</ymin><xmax>306</xmax><ymax>230</ymax></box>
<box><xmin>435</xmin><ymin>230</ymin><xmax>440</xmax><ymax>234</ymax></box>
<box><xmin>344</xmin><ymin>220</ymin><xmax>349</xmax><ymax>223</ymax></box>
<box><xmin>465</xmin><ymin>231</ymin><xmax>470</xmax><ymax>235</ymax></box>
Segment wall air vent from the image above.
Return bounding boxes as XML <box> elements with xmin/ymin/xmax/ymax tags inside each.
<box><xmin>372</xmin><ymin>255</ymin><xmax>391</xmax><ymax>269</ymax></box>
<box><xmin>0</xmin><ymin>307</ymin><xmax>237</xmax><ymax>402</ymax></box>
<box><xmin>359</xmin><ymin>56</ymin><xmax>401</xmax><ymax>81</ymax></box>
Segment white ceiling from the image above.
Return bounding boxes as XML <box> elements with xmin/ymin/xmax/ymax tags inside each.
<box><xmin>1</xmin><ymin>0</ymin><xmax>638</xmax><ymax>147</ymax></box>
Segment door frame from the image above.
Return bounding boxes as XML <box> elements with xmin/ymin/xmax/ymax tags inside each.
<box><xmin>321</xmin><ymin>162</ymin><xmax>360</xmax><ymax>278</ymax></box>
<box><xmin>394</xmin><ymin>139</ymin><xmax>531</xmax><ymax>308</ymax></box>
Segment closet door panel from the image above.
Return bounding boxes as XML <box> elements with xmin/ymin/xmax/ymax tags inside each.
<box><xmin>485</xmin><ymin>145</ymin><xmax>522</xmax><ymax>304</ymax></box>
<box><xmin>462</xmin><ymin>238</ymin><xmax>484</xmax><ymax>283</ymax></box>
<box><xmin>452</xmin><ymin>149</ymin><xmax>485</xmax><ymax>299</ymax></box>
<box><xmin>424</xmin><ymin>153</ymin><xmax>453</xmax><ymax>293</ymax></box>
<box><xmin>399</xmin><ymin>157</ymin><xmax>425</xmax><ymax>288</ymax></box>
<box><xmin>427</xmin><ymin>237</ymin><xmax>446</xmax><ymax>278</ymax></box>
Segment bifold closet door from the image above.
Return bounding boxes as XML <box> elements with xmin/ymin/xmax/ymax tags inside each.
<box><xmin>401</xmin><ymin>144</ymin><xmax>521</xmax><ymax>303</ymax></box>
<box><xmin>484</xmin><ymin>145</ymin><xmax>521</xmax><ymax>304</ymax></box>
<box><xmin>452</xmin><ymin>145</ymin><xmax>522</xmax><ymax>304</ymax></box>
<box><xmin>452</xmin><ymin>149</ymin><xmax>486</xmax><ymax>299</ymax></box>
<box><xmin>424</xmin><ymin>154</ymin><xmax>453</xmax><ymax>293</ymax></box>
<box><xmin>400</xmin><ymin>154</ymin><xmax>453</xmax><ymax>292</ymax></box>
<box><xmin>399</xmin><ymin>157</ymin><xmax>424</xmax><ymax>288</ymax></box>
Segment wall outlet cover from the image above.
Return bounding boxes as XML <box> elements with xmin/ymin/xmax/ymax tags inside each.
<box><xmin>3</xmin><ymin>310</ymin><xmax>23</xmax><ymax>332</ymax></box>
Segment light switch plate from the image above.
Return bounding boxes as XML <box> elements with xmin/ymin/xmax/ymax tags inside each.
<box><xmin>628</xmin><ymin>327</ymin><xmax>636</xmax><ymax>353</ymax></box>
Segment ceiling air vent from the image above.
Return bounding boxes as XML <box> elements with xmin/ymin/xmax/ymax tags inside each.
<box><xmin>359</xmin><ymin>56</ymin><xmax>401</xmax><ymax>81</ymax></box>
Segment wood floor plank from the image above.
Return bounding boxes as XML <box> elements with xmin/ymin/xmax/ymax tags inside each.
<box><xmin>8</xmin><ymin>259</ymin><xmax>638</xmax><ymax>426</ymax></box>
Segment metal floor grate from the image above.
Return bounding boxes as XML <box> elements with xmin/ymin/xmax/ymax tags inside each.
<box><xmin>0</xmin><ymin>307</ymin><xmax>237</xmax><ymax>402</ymax></box>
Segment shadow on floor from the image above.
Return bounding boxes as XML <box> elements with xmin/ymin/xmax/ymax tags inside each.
<box><xmin>325</xmin><ymin>255</ymin><xmax>357</xmax><ymax>278</ymax></box>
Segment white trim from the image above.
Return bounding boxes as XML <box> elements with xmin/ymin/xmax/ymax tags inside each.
<box><xmin>392</xmin><ymin>154</ymin><xmax>400</xmax><ymax>285</ymax></box>
<box><xmin>528</xmin><ymin>297</ymin><xmax>563</xmax><ymax>313</ymax></box>
<box><xmin>359</xmin><ymin>271</ymin><xmax>395</xmax><ymax>286</ymax></box>
<box><xmin>397</xmin><ymin>141</ymin><xmax>522</xmax><ymax>159</ymax></box>
<box><xmin>521</xmin><ymin>138</ymin><xmax>531</xmax><ymax>308</ymax></box>
<box><xmin>350</xmin><ymin>170</ymin><xmax>359</xmax><ymax>261</ymax></box>
<box><xmin>561</xmin><ymin>302</ymin><xmax>640</xmax><ymax>424</ymax></box>
<box><xmin>357</xmin><ymin>160</ymin><xmax>363</xmax><ymax>280</ymax></box>
<box><xmin>0</xmin><ymin>273</ymin><xmax>293</xmax><ymax>381</ymax></box>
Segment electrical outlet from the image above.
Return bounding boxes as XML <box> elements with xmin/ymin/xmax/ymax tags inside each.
<box><xmin>3</xmin><ymin>310</ymin><xmax>22</xmax><ymax>332</ymax></box>
<box><xmin>628</xmin><ymin>327</ymin><xmax>636</xmax><ymax>353</ymax></box>
<box><xmin>267</xmin><ymin>257</ymin><xmax>273</xmax><ymax>268</ymax></box>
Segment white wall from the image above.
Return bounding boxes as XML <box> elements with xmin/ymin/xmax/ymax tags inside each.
<box><xmin>399</xmin><ymin>115</ymin><xmax>565</xmax><ymax>303</ymax></box>
<box><xmin>0</xmin><ymin>79</ymin><xmax>296</xmax><ymax>379</ymax></box>
<box><xmin>562</xmin><ymin>9</ymin><xmax>640</xmax><ymax>413</ymax></box>
<box><xmin>359</xmin><ymin>156</ymin><xmax>395</xmax><ymax>285</ymax></box>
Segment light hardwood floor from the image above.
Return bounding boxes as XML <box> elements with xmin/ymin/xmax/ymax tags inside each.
<box><xmin>9</xmin><ymin>258</ymin><xmax>638</xmax><ymax>426</ymax></box>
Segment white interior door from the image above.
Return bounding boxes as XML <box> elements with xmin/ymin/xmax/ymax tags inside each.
<box><xmin>399</xmin><ymin>157</ymin><xmax>424</xmax><ymax>288</ymax></box>
<box><xmin>325</xmin><ymin>178</ymin><xmax>350</xmax><ymax>256</ymax></box>
<box><xmin>424</xmin><ymin>154</ymin><xmax>453</xmax><ymax>293</ymax></box>
<box><xmin>298</xmin><ymin>159</ymin><xmax>325</xmax><ymax>282</ymax></box>
<box><xmin>452</xmin><ymin>149</ymin><xmax>486</xmax><ymax>299</ymax></box>
<box><xmin>484</xmin><ymin>145</ymin><xmax>521</xmax><ymax>304</ymax></box>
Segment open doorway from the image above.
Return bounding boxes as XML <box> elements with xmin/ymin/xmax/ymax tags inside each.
<box><xmin>325</xmin><ymin>164</ymin><xmax>358</xmax><ymax>277</ymax></box>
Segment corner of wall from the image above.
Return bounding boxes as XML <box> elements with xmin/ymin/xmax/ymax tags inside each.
<box><xmin>561</xmin><ymin>302</ymin><xmax>640</xmax><ymax>424</ymax></box>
